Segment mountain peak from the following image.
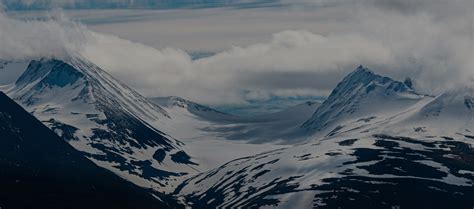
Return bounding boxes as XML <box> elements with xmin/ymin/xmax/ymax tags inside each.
<box><xmin>339</xmin><ymin>65</ymin><xmax>381</xmax><ymax>87</ymax></box>
<box><xmin>353</xmin><ymin>65</ymin><xmax>374</xmax><ymax>75</ymax></box>
<box><xmin>355</xmin><ymin>64</ymin><xmax>370</xmax><ymax>72</ymax></box>
<box><xmin>15</xmin><ymin>58</ymin><xmax>76</xmax><ymax>87</ymax></box>
<box><xmin>301</xmin><ymin>66</ymin><xmax>423</xmax><ymax>132</ymax></box>
<box><xmin>334</xmin><ymin>66</ymin><xmax>416</xmax><ymax>96</ymax></box>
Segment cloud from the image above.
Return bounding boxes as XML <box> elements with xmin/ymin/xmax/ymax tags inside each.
<box><xmin>0</xmin><ymin>1</ymin><xmax>472</xmax><ymax>107</ymax></box>
<box><xmin>77</xmin><ymin>29</ymin><xmax>393</xmax><ymax>105</ymax></box>
<box><xmin>0</xmin><ymin>11</ymin><xmax>89</xmax><ymax>60</ymax></box>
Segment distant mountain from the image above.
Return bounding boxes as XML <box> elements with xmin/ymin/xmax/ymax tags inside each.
<box><xmin>150</xmin><ymin>96</ymin><xmax>232</xmax><ymax>121</ymax></box>
<box><xmin>175</xmin><ymin>68</ymin><xmax>474</xmax><ymax>209</ymax></box>
<box><xmin>0</xmin><ymin>92</ymin><xmax>174</xmax><ymax>209</ymax></box>
<box><xmin>5</xmin><ymin>57</ymin><xmax>199</xmax><ymax>193</ymax></box>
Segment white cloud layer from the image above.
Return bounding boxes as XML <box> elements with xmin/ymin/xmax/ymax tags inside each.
<box><xmin>0</xmin><ymin>0</ymin><xmax>473</xmax><ymax>106</ymax></box>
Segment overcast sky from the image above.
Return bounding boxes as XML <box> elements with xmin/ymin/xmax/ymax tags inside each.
<box><xmin>1</xmin><ymin>0</ymin><xmax>473</xmax><ymax>111</ymax></box>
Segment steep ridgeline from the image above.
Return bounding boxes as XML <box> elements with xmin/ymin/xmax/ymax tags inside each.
<box><xmin>5</xmin><ymin>57</ymin><xmax>199</xmax><ymax>193</ymax></box>
<box><xmin>301</xmin><ymin>66</ymin><xmax>428</xmax><ymax>137</ymax></box>
<box><xmin>176</xmin><ymin>68</ymin><xmax>474</xmax><ymax>209</ymax></box>
<box><xmin>0</xmin><ymin>92</ymin><xmax>174</xmax><ymax>209</ymax></box>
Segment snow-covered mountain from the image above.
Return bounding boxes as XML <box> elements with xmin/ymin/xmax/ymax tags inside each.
<box><xmin>1</xmin><ymin>56</ymin><xmax>288</xmax><ymax>191</ymax></box>
<box><xmin>175</xmin><ymin>68</ymin><xmax>474</xmax><ymax>209</ymax></box>
<box><xmin>302</xmin><ymin>66</ymin><xmax>430</xmax><ymax>137</ymax></box>
<box><xmin>3</xmin><ymin>58</ymin><xmax>472</xmax><ymax>208</ymax></box>
<box><xmin>4</xmin><ymin>57</ymin><xmax>199</xmax><ymax>193</ymax></box>
<box><xmin>0</xmin><ymin>92</ymin><xmax>174</xmax><ymax>209</ymax></box>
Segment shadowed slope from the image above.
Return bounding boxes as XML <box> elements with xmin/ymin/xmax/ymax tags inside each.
<box><xmin>0</xmin><ymin>92</ymin><xmax>177</xmax><ymax>209</ymax></box>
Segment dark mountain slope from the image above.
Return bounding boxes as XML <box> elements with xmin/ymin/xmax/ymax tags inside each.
<box><xmin>0</xmin><ymin>92</ymin><xmax>176</xmax><ymax>209</ymax></box>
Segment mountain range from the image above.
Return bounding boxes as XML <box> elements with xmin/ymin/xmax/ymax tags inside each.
<box><xmin>0</xmin><ymin>56</ymin><xmax>472</xmax><ymax>208</ymax></box>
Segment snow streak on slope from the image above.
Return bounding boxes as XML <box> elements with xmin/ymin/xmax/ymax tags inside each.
<box><xmin>5</xmin><ymin>57</ymin><xmax>199</xmax><ymax>193</ymax></box>
<box><xmin>176</xmin><ymin>68</ymin><xmax>474</xmax><ymax>209</ymax></box>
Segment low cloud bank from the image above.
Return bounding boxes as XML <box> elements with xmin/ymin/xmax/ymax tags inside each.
<box><xmin>0</xmin><ymin>1</ymin><xmax>472</xmax><ymax>106</ymax></box>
